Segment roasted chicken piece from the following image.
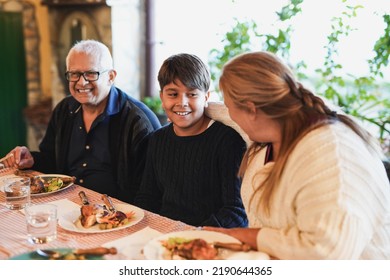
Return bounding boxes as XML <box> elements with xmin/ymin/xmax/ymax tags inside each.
<box><xmin>179</xmin><ymin>238</ymin><xmax>218</xmax><ymax>260</ymax></box>
<box><xmin>78</xmin><ymin>192</ymin><xmax>130</xmax><ymax>229</ymax></box>
<box><xmin>96</xmin><ymin>211</ymin><xmax>128</xmax><ymax>228</ymax></box>
<box><xmin>96</xmin><ymin>194</ymin><xmax>129</xmax><ymax>229</ymax></box>
<box><xmin>61</xmin><ymin>176</ymin><xmax>76</xmax><ymax>185</ymax></box>
<box><xmin>78</xmin><ymin>191</ymin><xmax>105</xmax><ymax>228</ymax></box>
<box><xmin>162</xmin><ymin>238</ymin><xmax>218</xmax><ymax>260</ymax></box>
<box><xmin>30</xmin><ymin>176</ymin><xmax>45</xmax><ymax>194</ymax></box>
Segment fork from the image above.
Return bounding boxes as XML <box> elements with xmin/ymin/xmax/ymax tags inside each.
<box><xmin>0</xmin><ymin>153</ymin><xmax>13</xmax><ymax>164</ymax></box>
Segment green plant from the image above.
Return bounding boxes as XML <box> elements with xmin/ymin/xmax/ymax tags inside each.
<box><xmin>207</xmin><ymin>0</ymin><xmax>389</xmax><ymax>156</ymax></box>
<box><xmin>312</xmin><ymin>3</ymin><xmax>389</xmax><ymax>155</ymax></box>
<box><xmin>209</xmin><ymin>20</ymin><xmax>257</xmax><ymax>94</ymax></box>
<box><xmin>142</xmin><ymin>96</ymin><xmax>165</xmax><ymax>115</ymax></box>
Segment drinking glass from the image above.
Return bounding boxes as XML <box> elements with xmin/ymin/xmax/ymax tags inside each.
<box><xmin>25</xmin><ymin>204</ymin><xmax>57</xmax><ymax>244</ymax></box>
<box><xmin>4</xmin><ymin>177</ymin><xmax>31</xmax><ymax>210</ymax></box>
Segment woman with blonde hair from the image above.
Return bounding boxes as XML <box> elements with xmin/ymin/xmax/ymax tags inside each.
<box><xmin>205</xmin><ymin>51</ymin><xmax>390</xmax><ymax>259</ymax></box>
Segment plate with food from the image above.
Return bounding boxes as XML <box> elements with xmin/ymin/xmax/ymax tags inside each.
<box><xmin>143</xmin><ymin>230</ymin><xmax>270</xmax><ymax>260</ymax></box>
<box><xmin>30</xmin><ymin>174</ymin><xmax>75</xmax><ymax>196</ymax></box>
<box><xmin>58</xmin><ymin>191</ymin><xmax>144</xmax><ymax>233</ymax></box>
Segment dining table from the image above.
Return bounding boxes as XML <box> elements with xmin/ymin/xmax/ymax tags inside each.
<box><xmin>0</xmin><ymin>168</ymin><xmax>194</xmax><ymax>260</ymax></box>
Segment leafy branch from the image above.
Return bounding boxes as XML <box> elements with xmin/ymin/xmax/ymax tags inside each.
<box><xmin>207</xmin><ymin>0</ymin><xmax>389</xmax><ymax>156</ymax></box>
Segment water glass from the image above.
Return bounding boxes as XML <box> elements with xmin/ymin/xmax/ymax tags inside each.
<box><xmin>25</xmin><ymin>204</ymin><xmax>57</xmax><ymax>244</ymax></box>
<box><xmin>4</xmin><ymin>177</ymin><xmax>31</xmax><ymax>210</ymax></box>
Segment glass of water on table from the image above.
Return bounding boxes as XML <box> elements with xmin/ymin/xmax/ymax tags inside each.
<box><xmin>4</xmin><ymin>177</ymin><xmax>31</xmax><ymax>210</ymax></box>
<box><xmin>25</xmin><ymin>204</ymin><xmax>57</xmax><ymax>244</ymax></box>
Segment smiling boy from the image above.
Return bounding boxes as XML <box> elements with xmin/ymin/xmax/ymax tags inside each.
<box><xmin>134</xmin><ymin>53</ymin><xmax>248</xmax><ymax>228</ymax></box>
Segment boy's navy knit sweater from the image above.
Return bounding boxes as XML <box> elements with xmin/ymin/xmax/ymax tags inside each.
<box><xmin>134</xmin><ymin>121</ymin><xmax>248</xmax><ymax>228</ymax></box>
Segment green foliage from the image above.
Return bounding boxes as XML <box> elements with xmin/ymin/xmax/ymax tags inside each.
<box><xmin>313</xmin><ymin>3</ymin><xmax>389</xmax><ymax>155</ymax></box>
<box><xmin>207</xmin><ymin>0</ymin><xmax>389</xmax><ymax>156</ymax></box>
<box><xmin>369</xmin><ymin>14</ymin><xmax>390</xmax><ymax>77</ymax></box>
<box><xmin>208</xmin><ymin>0</ymin><xmax>306</xmax><ymax>92</ymax></box>
<box><xmin>142</xmin><ymin>96</ymin><xmax>164</xmax><ymax>115</ymax></box>
<box><xmin>209</xmin><ymin>20</ymin><xmax>257</xmax><ymax>93</ymax></box>
<box><xmin>277</xmin><ymin>0</ymin><xmax>304</xmax><ymax>21</ymax></box>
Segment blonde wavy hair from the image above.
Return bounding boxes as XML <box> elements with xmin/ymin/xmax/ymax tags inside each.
<box><xmin>219</xmin><ymin>51</ymin><xmax>380</xmax><ymax>215</ymax></box>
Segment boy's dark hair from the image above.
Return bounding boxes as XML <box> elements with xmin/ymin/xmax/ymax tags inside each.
<box><xmin>157</xmin><ymin>53</ymin><xmax>210</xmax><ymax>92</ymax></box>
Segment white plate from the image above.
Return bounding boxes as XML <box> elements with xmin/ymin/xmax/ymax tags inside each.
<box><xmin>58</xmin><ymin>203</ymin><xmax>144</xmax><ymax>233</ymax></box>
<box><xmin>0</xmin><ymin>174</ymin><xmax>74</xmax><ymax>197</ymax></box>
<box><xmin>143</xmin><ymin>230</ymin><xmax>270</xmax><ymax>260</ymax></box>
<box><xmin>30</xmin><ymin>174</ymin><xmax>75</xmax><ymax>197</ymax></box>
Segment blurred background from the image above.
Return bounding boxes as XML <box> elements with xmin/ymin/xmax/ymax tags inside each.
<box><xmin>0</xmin><ymin>0</ymin><xmax>388</xmax><ymax>158</ymax></box>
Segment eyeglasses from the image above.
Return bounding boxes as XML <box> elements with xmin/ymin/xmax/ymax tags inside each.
<box><xmin>65</xmin><ymin>69</ymin><xmax>110</xmax><ymax>82</ymax></box>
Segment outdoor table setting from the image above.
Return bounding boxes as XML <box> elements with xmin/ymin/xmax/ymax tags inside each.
<box><xmin>0</xmin><ymin>167</ymin><xmax>270</xmax><ymax>260</ymax></box>
<box><xmin>0</xmin><ymin>168</ymin><xmax>194</xmax><ymax>260</ymax></box>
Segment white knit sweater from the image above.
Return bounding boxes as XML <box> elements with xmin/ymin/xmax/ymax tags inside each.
<box><xmin>241</xmin><ymin>122</ymin><xmax>390</xmax><ymax>259</ymax></box>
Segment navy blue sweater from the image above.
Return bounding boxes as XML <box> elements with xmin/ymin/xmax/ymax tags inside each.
<box><xmin>135</xmin><ymin>121</ymin><xmax>248</xmax><ymax>228</ymax></box>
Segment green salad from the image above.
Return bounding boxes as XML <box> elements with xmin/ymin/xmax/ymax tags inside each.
<box><xmin>45</xmin><ymin>178</ymin><xmax>64</xmax><ymax>192</ymax></box>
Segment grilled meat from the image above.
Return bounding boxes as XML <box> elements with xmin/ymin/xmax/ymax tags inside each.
<box><xmin>162</xmin><ymin>238</ymin><xmax>218</xmax><ymax>260</ymax></box>
<box><xmin>30</xmin><ymin>177</ymin><xmax>45</xmax><ymax>194</ymax></box>
<box><xmin>78</xmin><ymin>191</ymin><xmax>105</xmax><ymax>228</ymax></box>
<box><xmin>78</xmin><ymin>192</ymin><xmax>131</xmax><ymax>229</ymax></box>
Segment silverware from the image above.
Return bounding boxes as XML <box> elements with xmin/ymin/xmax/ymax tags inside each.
<box><xmin>36</xmin><ymin>247</ymin><xmax>117</xmax><ymax>259</ymax></box>
<box><xmin>73</xmin><ymin>247</ymin><xmax>117</xmax><ymax>255</ymax></box>
<box><xmin>0</xmin><ymin>153</ymin><xmax>13</xmax><ymax>164</ymax></box>
<box><xmin>36</xmin><ymin>249</ymin><xmax>63</xmax><ymax>259</ymax></box>
<box><xmin>0</xmin><ymin>246</ymin><xmax>10</xmax><ymax>258</ymax></box>
<box><xmin>213</xmin><ymin>242</ymin><xmax>252</xmax><ymax>252</ymax></box>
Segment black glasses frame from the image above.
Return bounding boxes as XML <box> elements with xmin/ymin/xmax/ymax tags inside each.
<box><xmin>65</xmin><ymin>69</ymin><xmax>110</xmax><ymax>82</ymax></box>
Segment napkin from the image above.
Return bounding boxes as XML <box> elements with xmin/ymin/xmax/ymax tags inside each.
<box><xmin>9</xmin><ymin>198</ymin><xmax>78</xmax><ymax>216</ymax></box>
<box><xmin>45</xmin><ymin>199</ymin><xmax>79</xmax><ymax>218</ymax></box>
<box><xmin>102</xmin><ymin>226</ymin><xmax>162</xmax><ymax>259</ymax></box>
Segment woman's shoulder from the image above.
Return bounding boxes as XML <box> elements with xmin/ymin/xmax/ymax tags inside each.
<box><xmin>292</xmin><ymin>122</ymin><xmax>381</xmax><ymax>170</ymax></box>
<box><xmin>205</xmin><ymin>101</ymin><xmax>252</xmax><ymax>145</ymax></box>
<box><xmin>301</xmin><ymin>122</ymin><xmax>363</xmax><ymax>150</ymax></box>
<box><xmin>209</xmin><ymin>121</ymin><xmax>246</xmax><ymax>145</ymax></box>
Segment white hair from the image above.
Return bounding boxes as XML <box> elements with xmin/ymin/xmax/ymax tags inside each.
<box><xmin>66</xmin><ymin>39</ymin><xmax>113</xmax><ymax>70</ymax></box>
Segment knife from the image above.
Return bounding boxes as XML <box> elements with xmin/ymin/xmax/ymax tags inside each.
<box><xmin>37</xmin><ymin>247</ymin><xmax>117</xmax><ymax>259</ymax></box>
<box><xmin>74</xmin><ymin>247</ymin><xmax>117</xmax><ymax>255</ymax></box>
<box><xmin>213</xmin><ymin>242</ymin><xmax>252</xmax><ymax>252</ymax></box>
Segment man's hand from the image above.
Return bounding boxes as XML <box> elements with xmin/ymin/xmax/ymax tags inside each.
<box><xmin>2</xmin><ymin>146</ymin><xmax>34</xmax><ymax>169</ymax></box>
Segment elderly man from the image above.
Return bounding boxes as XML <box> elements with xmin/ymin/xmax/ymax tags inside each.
<box><xmin>4</xmin><ymin>40</ymin><xmax>160</xmax><ymax>203</ymax></box>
